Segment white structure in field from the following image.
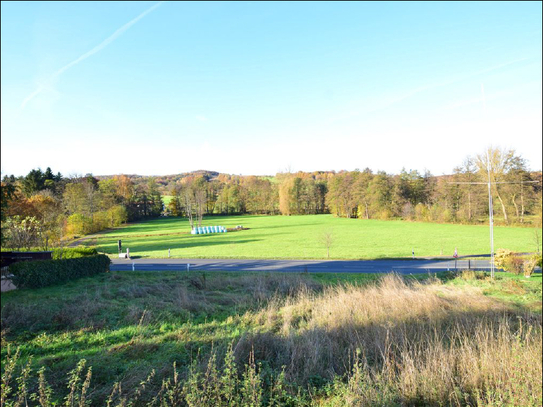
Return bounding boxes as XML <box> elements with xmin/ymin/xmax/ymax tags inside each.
<box><xmin>191</xmin><ymin>226</ymin><xmax>227</xmax><ymax>235</ymax></box>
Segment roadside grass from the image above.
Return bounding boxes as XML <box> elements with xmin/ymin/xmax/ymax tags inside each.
<box><xmin>86</xmin><ymin>215</ymin><xmax>537</xmax><ymax>260</ymax></box>
<box><xmin>1</xmin><ymin>270</ymin><xmax>541</xmax><ymax>405</ymax></box>
<box><xmin>448</xmin><ymin>270</ymin><xmax>542</xmax><ymax>313</ymax></box>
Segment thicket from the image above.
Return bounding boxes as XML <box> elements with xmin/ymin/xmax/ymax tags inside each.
<box><xmin>9</xmin><ymin>254</ymin><xmax>110</xmax><ymax>289</ymax></box>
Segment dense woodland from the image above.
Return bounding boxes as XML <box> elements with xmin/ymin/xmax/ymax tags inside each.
<box><xmin>1</xmin><ymin>172</ymin><xmax>163</xmax><ymax>249</ymax></box>
<box><xmin>1</xmin><ymin>147</ymin><xmax>541</xmax><ymax>250</ymax></box>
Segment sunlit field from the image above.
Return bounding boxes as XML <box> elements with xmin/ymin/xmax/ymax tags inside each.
<box><xmin>86</xmin><ymin>215</ymin><xmax>537</xmax><ymax>260</ymax></box>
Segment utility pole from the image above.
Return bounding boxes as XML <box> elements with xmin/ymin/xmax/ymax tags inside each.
<box><xmin>486</xmin><ymin>153</ymin><xmax>495</xmax><ymax>279</ymax></box>
<box><xmin>449</xmin><ymin>175</ymin><xmax>539</xmax><ymax>280</ymax></box>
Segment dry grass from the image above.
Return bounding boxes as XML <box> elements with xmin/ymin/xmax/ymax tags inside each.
<box><xmin>236</xmin><ymin>275</ymin><xmax>542</xmax><ymax>406</ymax></box>
<box><xmin>2</xmin><ymin>273</ymin><xmax>541</xmax><ymax>406</ymax></box>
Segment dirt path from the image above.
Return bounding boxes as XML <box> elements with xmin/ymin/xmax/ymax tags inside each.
<box><xmin>69</xmin><ymin>231</ymin><xmax>192</xmax><ymax>247</ymax></box>
<box><xmin>68</xmin><ymin>235</ymin><xmax>100</xmax><ymax>247</ymax></box>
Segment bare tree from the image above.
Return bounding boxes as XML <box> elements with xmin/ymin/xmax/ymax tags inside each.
<box><xmin>195</xmin><ymin>188</ymin><xmax>206</xmax><ymax>228</ymax></box>
<box><xmin>4</xmin><ymin>216</ymin><xmax>42</xmax><ymax>250</ymax></box>
<box><xmin>181</xmin><ymin>176</ymin><xmax>208</xmax><ymax>229</ymax></box>
<box><xmin>320</xmin><ymin>229</ymin><xmax>334</xmax><ymax>259</ymax></box>
<box><xmin>182</xmin><ymin>186</ymin><xmax>195</xmax><ymax>230</ymax></box>
<box><xmin>475</xmin><ymin>146</ymin><xmax>519</xmax><ymax>224</ymax></box>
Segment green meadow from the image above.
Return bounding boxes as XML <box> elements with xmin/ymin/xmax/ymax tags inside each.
<box><xmin>85</xmin><ymin>215</ymin><xmax>538</xmax><ymax>259</ymax></box>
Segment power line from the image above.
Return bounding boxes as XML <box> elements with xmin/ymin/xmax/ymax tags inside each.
<box><xmin>449</xmin><ymin>181</ymin><xmax>539</xmax><ymax>185</ymax></box>
<box><xmin>448</xmin><ymin>176</ymin><xmax>540</xmax><ymax>280</ymax></box>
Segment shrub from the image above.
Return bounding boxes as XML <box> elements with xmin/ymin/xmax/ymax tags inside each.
<box><xmin>523</xmin><ymin>254</ymin><xmax>541</xmax><ymax>278</ymax></box>
<box><xmin>106</xmin><ymin>205</ymin><xmax>128</xmax><ymax>227</ymax></box>
<box><xmin>401</xmin><ymin>203</ymin><xmax>415</xmax><ymax>220</ymax></box>
<box><xmin>414</xmin><ymin>203</ymin><xmax>430</xmax><ymax>222</ymax></box>
<box><xmin>460</xmin><ymin>270</ymin><xmax>486</xmax><ymax>281</ymax></box>
<box><xmin>9</xmin><ymin>255</ymin><xmax>110</xmax><ymax>289</ymax></box>
<box><xmin>535</xmin><ymin>253</ymin><xmax>543</xmax><ymax>268</ymax></box>
<box><xmin>52</xmin><ymin>246</ymin><xmax>98</xmax><ymax>259</ymax></box>
<box><xmin>494</xmin><ymin>249</ymin><xmax>526</xmax><ymax>274</ymax></box>
<box><xmin>91</xmin><ymin>211</ymin><xmax>109</xmax><ymax>233</ymax></box>
<box><xmin>378</xmin><ymin>209</ymin><xmax>392</xmax><ymax>220</ymax></box>
<box><xmin>504</xmin><ymin>254</ymin><xmax>524</xmax><ymax>275</ymax></box>
<box><xmin>494</xmin><ymin>248</ymin><xmax>514</xmax><ymax>270</ymax></box>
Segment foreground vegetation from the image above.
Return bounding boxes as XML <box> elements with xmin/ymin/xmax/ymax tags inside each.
<box><xmin>89</xmin><ymin>215</ymin><xmax>538</xmax><ymax>259</ymax></box>
<box><xmin>1</xmin><ymin>270</ymin><xmax>541</xmax><ymax>406</ymax></box>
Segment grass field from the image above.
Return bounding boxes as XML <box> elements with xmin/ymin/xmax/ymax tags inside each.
<box><xmin>84</xmin><ymin>215</ymin><xmax>539</xmax><ymax>260</ymax></box>
<box><xmin>1</xmin><ymin>271</ymin><xmax>541</xmax><ymax>405</ymax></box>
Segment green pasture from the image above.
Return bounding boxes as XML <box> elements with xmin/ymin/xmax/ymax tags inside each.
<box><xmin>86</xmin><ymin>215</ymin><xmax>539</xmax><ymax>259</ymax></box>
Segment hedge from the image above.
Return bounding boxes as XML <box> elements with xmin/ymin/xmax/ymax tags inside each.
<box><xmin>1</xmin><ymin>247</ymin><xmax>98</xmax><ymax>259</ymax></box>
<box><xmin>52</xmin><ymin>247</ymin><xmax>98</xmax><ymax>259</ymax></box>
<box><xmin>9</xmin><ymin>255</ymin><xmax>110</xmax><ymax>289</ymax></box>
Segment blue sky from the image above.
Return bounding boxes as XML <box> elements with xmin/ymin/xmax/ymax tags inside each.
<box><xmin>1</xmin><ymin>1</ymin><xmax>541</xmax><ymax>176</ymax></box>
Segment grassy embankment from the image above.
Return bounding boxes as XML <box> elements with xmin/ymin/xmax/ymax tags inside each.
<box><xmin>83</xmin><ymin>214</ymin><xmax>538</xmax><ymax>259</ymax></box>
<box><xmin>1</xmin><ymin>270</ymin><xmax>541</xmax><ymax>406</ymax></box>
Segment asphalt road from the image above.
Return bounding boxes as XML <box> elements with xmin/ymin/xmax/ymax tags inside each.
<box><xmin>110</xmin><ymin>258</ymin><xmax>499</xmax><ymax>274</ymax></box>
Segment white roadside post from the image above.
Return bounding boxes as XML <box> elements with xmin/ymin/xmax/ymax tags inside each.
<box><xmin>187</xmin><ymin>263</ymin><xmax>190</xmax><ymax>272</ymax></box>
<box><xmin>132</xmin><ymin>262</ymin><xmax>135</xmax><ymax>271</ymax></box>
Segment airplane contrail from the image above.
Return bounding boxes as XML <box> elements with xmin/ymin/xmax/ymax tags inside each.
<box><xmin>21</xmin><ymin>1</ymin><xmax>164</xmax><ymax>108</ymax></box>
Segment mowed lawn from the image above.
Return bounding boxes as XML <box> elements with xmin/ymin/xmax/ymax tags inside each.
<box><xmin>88</xmin><ymin>215</ymin><xmax>538</xmax><ymax>259</ymax></box>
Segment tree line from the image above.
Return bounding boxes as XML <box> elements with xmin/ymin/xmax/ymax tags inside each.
<box><xmin>164</xmin><ymin>147</ymin><xmax>541</xmax><ymax>226</ymax></box>
<box><xmin>1</xmin><ymin>147</ymin><xmax>541</xmax><ymax>250</ymax></box>
<box><xmin>1</xmin><ymin>169</ymin><xmax>163</xmax><ymax>249</ymax></box>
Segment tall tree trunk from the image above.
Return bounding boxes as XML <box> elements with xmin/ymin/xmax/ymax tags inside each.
<box><xmin>495</xmin><ymin>187</ymin><xmax>508</xmax><ymax>223</ymax></box>
<box><xmin>467</xmin><ymin>190</ymin><xmax>472</xmax><ymax>221</ymax></box>
<box><xmin>511</xmin><ymin>194</ymin><xmax>520</xmax><ymax>221</ymax></box>
<box><xmin>520</xmin><ymin>180</ymin><xmax>525</xmax><ymax>223</ymax></box>
<box><xmin>185</xmin><ymin>195</ymin><xmax>194</xmax><ymax>229</ymax></box>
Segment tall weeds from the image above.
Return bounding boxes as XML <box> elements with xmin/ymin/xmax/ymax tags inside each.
<box><xmin>237</xmin><ymin>274</ymin><xmax>542</xmax><ymax>405</ymax></box>
<box><xmin>2</xmin><ymin>275</ymin><xmax>541</xmax><ymax>406</ymax></box>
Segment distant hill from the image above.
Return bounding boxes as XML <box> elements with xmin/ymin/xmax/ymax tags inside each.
<box><xmin>95</xmin><ymin>170</ymin><xmax>223</xmax><ymax>194</ymax></box>
<box><xmin>95</xmin><ymin>170</ymin><xmax>219</xmax><ymax>180</ymax></box>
